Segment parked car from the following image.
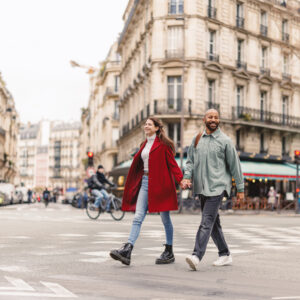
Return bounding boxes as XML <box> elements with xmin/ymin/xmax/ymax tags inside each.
<box><xmin>15</xmin><ymin>187</ymin><xmax>28</xmax><ymax>203</ymax></box>
<box><xmin>0</xmin><ymin>183</ymin><xmax>17</xmax><ymax>205</ymax></box>
<box><xmin>0</xmin><ymin>191</ymin><xmax>9</xmax><ymax>206</ymax></box>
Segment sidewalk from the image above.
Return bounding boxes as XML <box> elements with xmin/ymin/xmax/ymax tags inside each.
<box><xmin>220</xmin><ymin>209</ymin><xmax>300</xmax><ymax>217</ymax></box>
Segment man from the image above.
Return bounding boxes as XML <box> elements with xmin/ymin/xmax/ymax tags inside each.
<box><xmin>43</xmin><ymin>188</ymin><xmax>51</xmax><ymax>207</ymax></box>
<box><xmin>181</xmin><ymin>109</ymin><xmax>244</xmax><ymax>270</ymax></box>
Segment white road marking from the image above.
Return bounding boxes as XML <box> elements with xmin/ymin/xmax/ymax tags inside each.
<box><xmin>0</xmin><ymin>277</ymin><xmax>77</xmax><ymax>298</ymax></box>
<box><xmin>272</xmin><ymin>297</ymin><xmax>300</xmax><ymax>299</ymax></box>
<box><xmin>0</xmin><ymin>266</ymin><xmax>29</xmax><ymax>272</ymax></box>
<box><xmin>0</xmin><ymin>276</ymin><xmax>34</xmax><ymax>291</ymax></box>
<box><xmin>79</xmin><ymin>251</ymin><xmax>109</xmax><ymax>263</ymax></box>
<box><xmin>57</xmin><ymin>234</ymin><xmax>87</xmax><ymax>237</ymax></box>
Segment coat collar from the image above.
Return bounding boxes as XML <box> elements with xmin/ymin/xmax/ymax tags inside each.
<box><xmin>150</xmin><ymin>136</ymin><xmax>161</xmax><ymax>153</ymax></box>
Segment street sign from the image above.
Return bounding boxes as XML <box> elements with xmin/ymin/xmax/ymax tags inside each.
<box><xmin>86</xmin><ymin>167</ymin><xmax>95</xmax><ymax>178</ymax></box>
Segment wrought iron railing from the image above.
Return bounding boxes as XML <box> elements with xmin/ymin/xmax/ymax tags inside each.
<box><xmin>153</xmin><ymin>99</ymin><xmax>192</xmax><ymax>115</ymax></box>
<box><xmin>282</xmin><ymin>32</ymin><xmax>289</xmax><ymax>42</ymax></box>
<box><xmin>207</xmin><ymin>52</ymin><xmax>219</xmax><ymax>62</ymax></box>
<box><xmin>206</xmin><ymin>101</ymin><xmax>220</xmax><ymax>111</ymax></box>
<box><xmin>282</xmin><ymin>73</ymin><xmax>291</xmax><ymax>81</ymax></box>
<box><xmin>236</xmin><ymin>60</ymin><xmax>247</xmax><ymax>70</ymax></box>
<box><xmin>207</xmin><ymin>6</ymin><xmax>217</xmax><ymax>18</ymax></box>
<box><xmin>232</xmin><ymin>106</ymin><xmax>300</xmax><ymax>128</ymax></box>
<box><xmin>236</xmin><ymin>17</ymin><xmax>244</xmax><ymax>28</ymax></box>
<box><xmin>260</xmin><ymin>24</ymin><xmax>268</xmax><ymax>36</ymax></box>
<box><xmin>260</xmin><ymin>67</ymin><xmax>270</xmax><ymax>76</ymax></box>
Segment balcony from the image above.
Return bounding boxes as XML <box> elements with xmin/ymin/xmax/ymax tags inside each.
<box><xmin>165</xmin><ymin>49</ymin><xmax>184</xmax><ymax>59</ymax></box>
<box><xmin>207</xmin><ymin>52</ymin><xmax>219</xmax><ymax>62</ymax></box>
<box><xmin>260</xmin><ymin>67</ymin><xmax>270</xmax><ymax>76</ymax></box>
<box><xmin>105</xmin><ymin>86</ymin><xmax>119</xmax><ymax>97</ymax></box>
<box><xmin>154</xmin><ymin>99</ymin><xmax>192</xmax><ymax>115</ymax></box>
<box><xmin>260</xmin><ymin>24</ymin><xmax>268</xmax><ymax>36</ymax></box>
<box><xmin>282</xmin><ymin>73</ymin><xmax>291</xmax><ymax>81</ymax></box>
<box><xmin>232</xmin><ymin>106</ymin><xmax>300</xmax><ymax>129</ymax></box>
<box><xmin>282</xmin><ymin>32</ymin><xmax>289</xmax><ymax>42</ymax></box>
<box><xmin>207</xmin><ymin>6</ymin><xmax>217</xmax><ymax>19</ymax></box>
<box><xmin>206</xmin><ymin>101</ymin><xmax>220</xmax><ymax>111</ymax></box>
<box><xmin>236</xmin><ymin>60</ymin><xmax>247</xmax><ymax>70</ymax></box>
<box><xmin>236</xmin><ymin>17</ymin><xmax>244</xmax><ymax>28</ymax></box>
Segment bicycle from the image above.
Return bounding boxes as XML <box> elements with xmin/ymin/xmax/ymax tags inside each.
<box><xmin>86</xmin><ymin>188</ymin><xmax>125</xmax><ymax>221</ymax></box>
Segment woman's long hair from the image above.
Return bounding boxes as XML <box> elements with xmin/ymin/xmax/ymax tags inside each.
<box><xmin>147</xmin><ymin>117</ymin><xmax>176</xmax><ymax>155</ymax></box>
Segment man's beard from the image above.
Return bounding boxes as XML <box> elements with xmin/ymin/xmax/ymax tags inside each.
<box><xmin>206</xmin><ymin>121</ymin><xmax>219</xmax><ymax>131</ymax></box>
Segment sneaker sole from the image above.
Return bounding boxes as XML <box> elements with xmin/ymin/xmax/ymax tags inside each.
<box><xmin>213</xmin><ymin>261</ymin><xmax>232</xmax><ymax>267</ymax></box>
<box><xmin>109</xmin><ymin>251</ymin><xmax>130</xmax><ymax>266</ymax></box>
<box><xmin>185</xmin><ymin>257</ymin><xmax>197</xmax><ymax>271</ymax></box>
<box><xmin>155</xmin><ymin>257</ymin><xmax>175</xmax><ymax>265</ymax></box>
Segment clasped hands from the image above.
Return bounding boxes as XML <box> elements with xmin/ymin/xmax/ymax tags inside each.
<box><xmin>180</xmin><ymin>179</ymin><xmax>192</xmax><ymax>190</ymax></box>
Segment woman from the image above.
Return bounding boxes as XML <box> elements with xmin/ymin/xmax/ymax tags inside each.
<box><xmin>110</xmin><ymin>117</ymin><xmax>183</xmax><ymax>266</ymax></box>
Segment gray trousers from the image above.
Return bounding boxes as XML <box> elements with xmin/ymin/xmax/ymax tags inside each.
<box><xmin>193</xmin><ymin>192</ymin><xmax>230</xmax><ymax>260</ymax></box>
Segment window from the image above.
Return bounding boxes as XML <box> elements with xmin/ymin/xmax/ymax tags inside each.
<box><xmin>261</xmin><ymin>11</ymin><xmax>267</xmax><ymax>26</ymax></box>
<box><xmin>208</xmin><ymin>0</ymin><xmax>217</xmax><ymax>18</ymax></box>
<box><xmin>237</xmin><ymin>39</ymin><xmax>244</xmax><ymax>62</ymax></box>
<box><xmin>167</xmin><ymin>76</ymin><xmax>182</xmax><ymax>111</ymax></box>
<box><xmin>208</xmin><ymin>79</ymin><xmax>216</xmax><ymax>104</ymax></box>
<box><xmin>261</xmin><ymin>47</ymin><xmax>267</xmax><ymax>69</ymax></box>
<box><xmin>260</xmin><ymin>91</ymin><xmax>267</xmax><ymax>121</ymax></box>
<box><xmin>114</xmin><ymin>76</ymin><xmax>120</xmax><ymax>92</ymax></box>
<box><xmin>168</xmin><ymin>123</ymin><xmax>181</xmax><ymax>148</ymax></box>
<box><xmin>283</xmin><ymin>55</ymin><xmax>289</xmax><ymax>74</ymax></box>
<box><xmin>237</xmin><ymin>86</ymin><xmax>244</xmax><ymax>109</ymax></box>
<box><xmin>282</xmin><ymin>20</ymin><xmax>289</xmax><ymax>42</ymax></box>
<box><xmin>167</xmin><ymin>26</ymin><xmax>183</xmax><ymax>57</ymax></box>
<box><xmin>169</xmin><ymin>0</ymin><xmax>184</xmax><ymax>15</ymax></box>
<box><xmin>282</xmin><ymin>96</ymin><xmax>288</xmax><ymax>125</ymax></box>
<box><xmin>236</xmin><ymin>3</ymin><xmax>244</xmax><ymax>27</ymax></box>
<box><xmin>208</xmin><ymin>30</ymin><xmax>218</xmax><ymax>61</ymax></box>
<box><xmin>113</xmin><ymin>101</ymin><xmax>119</xmax><ymax>120</ymax></box>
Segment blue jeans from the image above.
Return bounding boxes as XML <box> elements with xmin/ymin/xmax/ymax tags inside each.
<box><xmin>92</xmin><ymin>189</ymin><xmax>110</xmax><ymax>210</ymax></box>
<box><xmin>128</xmin><ymin>176</ymin><xmax>173</xmax><ymax>246</ymax></box>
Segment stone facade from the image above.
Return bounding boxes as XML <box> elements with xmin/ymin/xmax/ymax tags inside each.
<box><xmin>117</xmin><ymin>0</ymin><xmax>300</xmax><ymax>163</ymax></box>
<box><xmin>0</xmin><ymin>74</ymin><xmax>18</xmax><ymax>184</ymax></box>
<box><xmin>79</xmin><ymin>42</ymin><xmax>121</xmax><ymax>174</ymax></box>
<box><xmin>48</xmin><ymin>121</ymin><xmax>81</xmax><ymax>190</ymax></box>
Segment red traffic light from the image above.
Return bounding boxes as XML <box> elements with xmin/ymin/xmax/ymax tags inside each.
<box><xmin>296</xmin><ymin>188</ymin><xmax>300</xmax><ymax>193</ymax></box>
<box><xmin>295</xmin><ymin>150</ymin><xmax>300</xmax><ymax>156</ymax></box>
<box><xmin>87</xmin><ymin>152</ymin><xmax>94</xmax><ymax>158</ymax></box>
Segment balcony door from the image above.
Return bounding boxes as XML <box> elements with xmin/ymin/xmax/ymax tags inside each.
<box><xmin>208</xmin><ymin>79</ymin><xmax>216</xmax><ymax>107</ymax></box>
<box><xmin>208</xmin><ymin>30</ymin><xmax>216</xmax><ymax>60</ymax></box>
<box><xmin>167</xmin><ymin>26</ymin><xmax>183</xmax><ymax>58</ymax></box>
<box><xmin>168</xmin><ymin>76</ymin><xmax>182</xmax><ymax>111</ymax></box>
<box><xmin>282</xmin><ymin>96</ymin><xmax>288</xmax><ymax>125</ymax></box>
<box><xmin>261</xmin><ymin>47</ymin><xmax>267</xmax><ymax>69</ymax></box>
<box><xmin>236</xmin><ymin>85</ymin><xmax>244</xmax><ymax>116</ymax></box>
<box><xmin>260</xmin><ymin>91</ymin><xmax>266</xmax><ymax>121</ymax></box>
<box><xmin>168</xmin><ymin>123</ymin><xmax>181</xmax><ymax>149</ymax></box>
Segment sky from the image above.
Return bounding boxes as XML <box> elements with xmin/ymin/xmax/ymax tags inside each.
<box><xmin>0</xmin><ymin>0</ymin><xmax>128</xmax><ymax>124</ymax></box>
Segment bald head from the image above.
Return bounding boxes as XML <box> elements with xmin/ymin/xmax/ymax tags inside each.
<box><xmin>204</xmin><ymin>109</ymin><xmax>219</xmax><ymax>118</ymax></box>
<box><xmin>203</xmin><ymin>109</ymin><xmax>220</xmax><ymax>133</ymax></box>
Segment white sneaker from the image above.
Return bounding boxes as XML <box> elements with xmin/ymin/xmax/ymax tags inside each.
<box><xmin>185</xmin><ymin>255</ymin><xmax>200</xmax><ymax>271</ymax></box>
<box><xmin>213</xmin><ymin>255</ymin><xmax>233</xmax><ymax>266</ymax></box>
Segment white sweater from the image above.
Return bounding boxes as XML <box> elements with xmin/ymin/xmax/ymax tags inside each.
<box><xmin>141</xmin><ymin>134</ymin><xmax>156</xmax><ymax>172</ymax></box>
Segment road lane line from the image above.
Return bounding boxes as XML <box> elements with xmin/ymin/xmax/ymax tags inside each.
<box><xmin>272</xmin><ymin>297</ymin><xmax>300</xmax><ymax>299</ymax></box>
<box><xmin>0</xmin><ymin>276</ymin><xmax>34</xmax><ymax>291</ymax></box>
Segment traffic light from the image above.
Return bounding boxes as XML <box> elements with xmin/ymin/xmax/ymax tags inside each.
<box><xmin>87</xmin><ymin>152</ymin><xmax>94</xmax><ymax>166</ymax></box>
<box><xmin>295</xmin><ymin>150</ymin><xmax>300</xmax><ymax>163</ymax></box>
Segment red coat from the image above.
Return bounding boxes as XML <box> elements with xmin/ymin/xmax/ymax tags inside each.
<box><xmin>122</xmin><ymin>137</ymin><xmax>183</xmax><ymax>213</ymax></box>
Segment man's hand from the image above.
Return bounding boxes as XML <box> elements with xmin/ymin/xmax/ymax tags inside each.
<box><xmin>180</xmin><ymin>179</ymin><xmax>192</xmax><ymax>189</ymax></box>
<box><xmin>237</xmin><ymin>192</ymin><xmax>244</xmax><ymax>201</ymax></box>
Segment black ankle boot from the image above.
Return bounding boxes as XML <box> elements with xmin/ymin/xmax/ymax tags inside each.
<box><xmin>110</xmin><ymin>243</ymin><xmax>133</xmax><ymax>265</ymax></box>
<box><xmin>155</xmin><ymin>244</ymin><xmax>175</xmax><ymax>264</ymax></box>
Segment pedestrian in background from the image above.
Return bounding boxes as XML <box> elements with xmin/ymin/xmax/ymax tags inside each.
<box><xmin>43</xmin><ymin>187</ymin><xmax>50</xmax><ymax>207</ymax></box>
<box><xmin>27</xmin><ymin>189</ymin><xmax>32</xmax><ymax>204</ymax></box>
<box><xmin>110</xmin><ymin>117</ymin><xmax>183</xmax><ymax>266</ymax></box>
<box><xmin>181</xmin><ymin>109</ymin><xmax>244</xmax><ymax>270</ymax></box>
<box><xmin>268</xmin><ymin>186</ymin><xmax>276</xmax><ymax>211</ymax></box>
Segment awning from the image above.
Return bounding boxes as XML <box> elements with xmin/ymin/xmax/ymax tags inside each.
<box><xmin>241</xmin><ymin>161</ymin><xmax>297</xmax><ymax>181</ymax></box>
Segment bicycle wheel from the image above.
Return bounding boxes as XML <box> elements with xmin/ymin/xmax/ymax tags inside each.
<box><xmin>110</xmin><ymin>197</ymin><xmax>125</xmax><ymax>221</ymax></box>
<box><xmin>86</xmin><ymin>199</ymin><xmax>101</xmax><ymax>220</ymax></box>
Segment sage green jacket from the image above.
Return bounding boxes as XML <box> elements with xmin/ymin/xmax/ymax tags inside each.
<box><xmin>183</xmin><ymin>128</ymin><xmax>244</xmax><ymax>196</ymax></box>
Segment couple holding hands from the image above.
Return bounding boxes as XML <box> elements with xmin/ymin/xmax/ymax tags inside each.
<box><xmin>110</xmin><ymin>109</ymin><xmax>244</xmax><ymax>271</ymax></box>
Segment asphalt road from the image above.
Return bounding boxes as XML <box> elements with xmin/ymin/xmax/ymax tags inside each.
<box><xmin>0</xmin><ymin>203</ymin><xmax>299</xmax><ymax>300</ymax></box>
